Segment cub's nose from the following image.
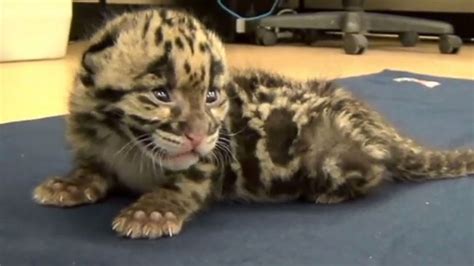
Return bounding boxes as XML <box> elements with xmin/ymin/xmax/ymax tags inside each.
<box><xmin>185</xmin><ymin>133</ymin><xmax>205</xmax><ymax>147</ymax></box>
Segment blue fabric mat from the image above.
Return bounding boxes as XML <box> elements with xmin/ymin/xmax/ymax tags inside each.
<box><xmin>1</xmin><ymin>70</ymin><xmax>473</xmax><ymax>266</ymax></box>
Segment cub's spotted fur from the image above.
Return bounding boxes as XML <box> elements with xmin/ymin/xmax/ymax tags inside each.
<box><xmin>33</xmin><ymin>9</ymin><xmax>474</xmax><ymax>239</ymax></box>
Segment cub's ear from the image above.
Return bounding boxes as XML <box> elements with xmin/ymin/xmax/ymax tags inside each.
<box><xmin>81</xmin><ymin>52</ymin><xmax>96</xmax><ymax>74</ymax></box>
<box><xmin>76</xmin><ymin>52</ymin><xmax>97</xmax><ymax>87</ymax></box>
<box><xmin>79</xmin><ymin>29</ymin><xmax>120</xmax><ymax>87</ymax></box>
<box><xmin>81</xmin><ymin>29</ymin><xmax>119</xmax><ymax>74</ymax></box>
<box><xmin>79</xmin><ymin>51</ymin><xmax>106</xmax><ymax>87</ymax></box>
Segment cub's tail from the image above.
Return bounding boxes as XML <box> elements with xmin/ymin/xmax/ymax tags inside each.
<box><xmin>387</xmin><ymin>145</ymin><xmax>474</xmax><ymax>181</ymax></box>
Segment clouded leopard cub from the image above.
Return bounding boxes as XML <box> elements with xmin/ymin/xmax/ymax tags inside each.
<box><xmin>33</xmin><ymin>9</ymin><xmax>473</xmax><ymax>239</ymax></box>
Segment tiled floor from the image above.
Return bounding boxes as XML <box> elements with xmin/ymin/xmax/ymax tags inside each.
<box><xmin>1</xmin><ymin>38</ymin><xmax>473</xmax><ymax>124</ymax></box>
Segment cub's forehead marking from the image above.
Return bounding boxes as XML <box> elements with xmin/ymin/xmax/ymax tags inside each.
<box><xmin>79</xmin><ymin>8</ymin><xmax>228</xmax><ymax>95</ymax></box>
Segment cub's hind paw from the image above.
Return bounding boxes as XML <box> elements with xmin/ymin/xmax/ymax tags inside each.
<box><xmin>112</xmin><ymin>209</ymin><xmax>184</xmax><ymax>239</ymax></box>
<box><xmin>33</xmin><ymin>175</ymin><xmax>107</xmax><ymax>207</ymax></box>
<box><xmin>315</xmin><ymin>194</ymin><xmax>346</xmax><ymax>204</ymax></box>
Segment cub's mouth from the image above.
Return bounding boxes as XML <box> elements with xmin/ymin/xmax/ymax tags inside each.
<box><xmin>128</xmin><ymin>127</ymin><xmax>200</xmax><ymax>171</ymax></box>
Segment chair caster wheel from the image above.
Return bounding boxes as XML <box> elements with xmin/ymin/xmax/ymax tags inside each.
<box><xmin>343</xmin><ymin>33</ymin><xmax>368</xmax><ymax>55</ymax></box>
<box><xmin>400</xmin><ymin>31</ymin><xmax>418</xmax><ymax>47</ymax></box>
<box><xmin>439</xmin><ymin>34</ymin><xmax>462</xmax><ymax>54</ymax></box>
<box><xmin>256</xmin><ymin>27</ymin><xmax>278</xmax><ymax>46</ymax></box>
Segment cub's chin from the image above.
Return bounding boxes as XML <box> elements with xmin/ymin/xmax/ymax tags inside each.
<box><xmin>160</xmin><ymin>152</ymin><xmax>200</xmax><ymax>171</ymax></box>
<box><xmin>137</xmin><ymin>144</ymin><xmax>202</xmax><ymax>171</ymax></box>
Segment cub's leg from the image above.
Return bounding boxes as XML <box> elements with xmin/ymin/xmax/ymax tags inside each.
<box><xmin>306</xmin><ymin>146</ymin><xmax>385</xmax><ymax>204</ymax></box>
<box><xmin>33</xmin><ymin>167</ymin><xmax>112</xmax><ymax>207</ymax></box>
<box><xmin>112</xmin><ymin>172</ymin><xmax>213</xmax><ymax>239</ymax></box>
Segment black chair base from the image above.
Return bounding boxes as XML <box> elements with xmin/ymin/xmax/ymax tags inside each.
<box><xmin>252</xmin><ymin>0</ymin><xmax>462</xmax><ymax>54</ymax></box>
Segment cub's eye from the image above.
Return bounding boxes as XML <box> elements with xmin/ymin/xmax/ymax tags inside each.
<box><xmin>152</xmin><ymin>87</ymin><xmax>172</xmax><ymax>103</ymax></box>
<box><xmin>206</xmin><ymin>88</ymin><xmax>219</xmax><ymax>104</ymax></box>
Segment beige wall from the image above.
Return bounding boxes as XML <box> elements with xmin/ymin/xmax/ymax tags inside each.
<box><xmin>73</xmin><ymin>0</ymin><xmax>473</xmax><ymax>13</ymax></box>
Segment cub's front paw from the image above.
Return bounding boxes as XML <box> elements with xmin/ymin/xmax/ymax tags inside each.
<box><xmin>33</xmin><ymin>175</ymin><xmax>107</xmax><ymax>207</ymax></box>
<box><xmin>112</xmin><ymin>208</ymin><xmax>185</xmax><ymax>239</ymax></box>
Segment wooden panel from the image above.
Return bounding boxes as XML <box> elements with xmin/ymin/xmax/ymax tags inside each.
<box><xmin>73</xmin><ymin>0</ymin><xmax>177</xmax><ymax>4</ymax></box>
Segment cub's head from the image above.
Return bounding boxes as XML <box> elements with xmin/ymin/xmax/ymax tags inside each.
<box><xmin>70</xmin><ymin>9</ymin><xmax>229</xmax><ymax>171</ymax></box>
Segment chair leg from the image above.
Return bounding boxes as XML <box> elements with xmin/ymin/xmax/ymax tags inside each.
<box><xmin>340</xmin><ymin>12</ymin><xmax>368</xmax><ymax>55</ymax></box>
<box><xmin>257</xmin><ymin>12</ymin><xmax>345</xmax><ymax>31</ymax></box>
<box><xmin>365</xmin><ymin>13</ymin><xmax>461</xmax><ymax>54</ymax></box>
<box><xmin>254</xmin><ymin>12</ymin><xmax>346</xmax><ymax>47</ymax></box>
<box><xmin>365</xmin><ymin>13</ymin><xmax>454</xmax><ymax>34</ymax></box>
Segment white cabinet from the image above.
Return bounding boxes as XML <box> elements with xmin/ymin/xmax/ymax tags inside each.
<box><xmin>0</xmin><ymin>0</ymin><xmax>73</xmax><ymax>62</ymax></box>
